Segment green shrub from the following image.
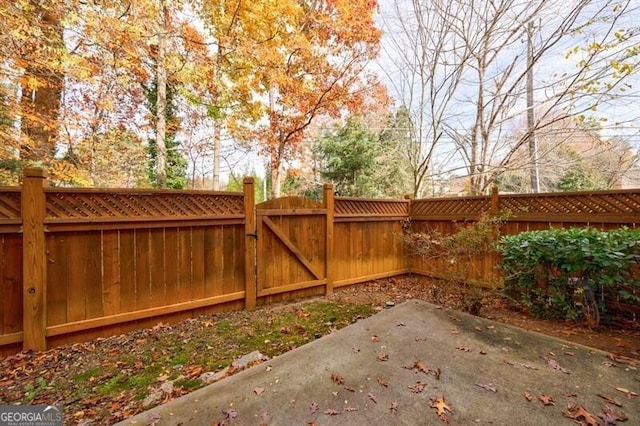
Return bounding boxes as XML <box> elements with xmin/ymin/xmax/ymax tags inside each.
<box><xmin>498</xmin><ymin>227</ymin><xmax>640</xmax><ymax>323</ymax></box>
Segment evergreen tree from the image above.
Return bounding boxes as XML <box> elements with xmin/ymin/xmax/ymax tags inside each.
<box><xmin>144</xmin><ymin>82</ymin><xmax>187</xmax><ymax>189</ymax></box>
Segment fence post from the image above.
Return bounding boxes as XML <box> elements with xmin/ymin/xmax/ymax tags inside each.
<box><xmin>323</xmin><ymin>184</ymin><xmax>334</xmax><ymax>295</ymax></box>
<box><xmin>22</xmin><ymin>168</ymin><xmax>47</xmax><ymax>351</ymax></box>
<box><xmin>490</xmin><ymin>186</ymin><xmax>500</xmax><ymax>215</ymax></box>
<box><xmin>243</xmin><ymin>177</ymin><xmax>257</xmax><ymax>309</ymax></box>
<box><xmin>403</xmin><ymin>194</ymin><xmax>413</xmax><ymax>272</ymax></box>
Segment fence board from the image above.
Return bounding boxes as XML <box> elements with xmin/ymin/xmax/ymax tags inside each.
<box><xmin>149</xmin><ymin>229</ymin><xmax>166</xmax><ymax>308</ymax></box>
<box><xmin>1</xmin><ymin>235</ymin><xmax>21</xmax><ymax>336</ymax></box>
<box><xmin>191</xmin><ymin>227</ymin><xmax>206</xmax><ymax>301</ymax></box>
<box><xmin>119</xmin><ymin>230</ymin><xmax>137</xmax><ymax>315</ymax></box>
<box><xmin>46</xmin><ymin>235</ymin><xmax>67</xmax><ymax>327</ymax></box>
<box><xmin>135</xmin><ymin>229</ymin><xmax>151</xmax><ymax>312</ymax></box>
<box><xmin>222</xmin><ymin>226</ymin><xmax>237</xmax><ymax>295</ymax></box>
<box><xmin>164</xmin><ymin>228</ymin><xmax>179</xmax><ymax>308</ymax></box>
<box><xmin>177</xmin><ymin>228</ymin><xmax>193</xmax><ymax>312</ymax></box>
<box><xmin>66</xmin><ymin>232</ymin><xmax>88</xmax><ymax>323</ymax></box>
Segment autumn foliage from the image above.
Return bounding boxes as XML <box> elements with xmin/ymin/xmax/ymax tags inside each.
<box><xmin>0</xmin><ymin>0</ymin><xmax>386</xmax><ymax>190</ymax></box>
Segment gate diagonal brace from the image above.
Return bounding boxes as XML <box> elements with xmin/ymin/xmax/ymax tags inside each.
<box><xmin>262</xmin><ymin>216</ymin><xmax>322</xmax><ymax>280</ymax></box>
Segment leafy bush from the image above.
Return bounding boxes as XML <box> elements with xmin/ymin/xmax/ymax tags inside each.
<box><xmin>498</xmin><ymin>227</ymin><xmax>640</xmax><ymax>323</ymax></box>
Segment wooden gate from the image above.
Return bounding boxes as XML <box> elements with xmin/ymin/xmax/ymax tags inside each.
<box><xmin>255</xmin><ymin>194</ymin><xmax>332</xmax><ymax>302</ymax></box>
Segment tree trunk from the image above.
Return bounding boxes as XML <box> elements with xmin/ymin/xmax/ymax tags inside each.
<box><xmin>154</xmin><ymin>1</ymin><xmax>169</xmax><ymax>188</ymax></box>
<box><xmin>270</xmin><ymin>155</ymin><xmax>282</xmax><ymax>199</ymax></box>
<box><xmin>20</xmin><ymin>4</ymin><xmax>63</xmax><ymax>166</ymax></box>
<box><xmin>212</xmin><ymin>119</ymin><xmax>221</xmax><ymax>190</ymax></box>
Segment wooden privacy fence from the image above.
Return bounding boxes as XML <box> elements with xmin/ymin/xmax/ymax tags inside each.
<box><xmin>2</xmin><ymin>169</ymin><xmax>640</xmax><ymax>356</ymax></box>
<box><xmin>0</xmin><ymin>169</ymin><xmax>409</xmax><ymax>355</ymax></box>
<box><xmin>410</xmin><ymin>187</ymin><xmax>640</xmax><ymax>282</ymax></box>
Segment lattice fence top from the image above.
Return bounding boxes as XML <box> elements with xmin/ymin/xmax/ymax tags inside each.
<box><xmin>411</xmin><ymin>196</ymin><xmax>491</xmax><ymax>217</ymax></box>
<box><xmin>257</xmin><ymin>196</ymin><xmax>324</xmax><ymax>210</ymax></box>
<box><xmin>45</xmin><ymin>189</ymin><xmax>244</xmax><ymax>220</ymax></box>
<box><xmin>501</xmin><ymin>191</ymin><xmax>640</xmax><ymax>216</ymax></box>
<box><xmin>0</xmin><ymin>190</ymin><xmax>21</xmax><ymax>220</ymax></box>
<box><xmin>335</xmin><ymin>198</ymin><xmax>409</xmax><ymax>216</ymax></box>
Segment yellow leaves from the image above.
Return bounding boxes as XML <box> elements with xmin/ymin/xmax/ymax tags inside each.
<box><xmin>23</xmin><ymin>75</ymin><xmax>41</xmax><ymax>91</ymax></box>
<box><xmin>588</xmin><ymin>42</ymin><xmax>602</xmax><ymax>52</ymax></box>
<box><xmin>611</xmin><ymin>60</ymin><xmax>633</xmax><ymax>76</ymax></box>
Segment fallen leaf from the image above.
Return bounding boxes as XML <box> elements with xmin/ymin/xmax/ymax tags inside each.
<box><xmin>297</xmin><ymin>310</ymin><xmax>310</xmax><ymax>318</ymax></box>
<box><xmin>408</xmin><ymin>381</ymin><xmax>427</xmax><ymax>393</ymax></box>
<box><xmin>371</xmin><ymin>335</ymin><xmax>380</xmax><ymax>343</ymax></box>
<box><xmin>563</xmin><ymin>404</ymin><xmax>599</xmax><ymax>426</ymax></box>
<box><xmin>474</xmin><ymin>326</ymin><xmax>482</xmax><ymax>332</ymax></box>
<box><xmin>456</xmin><ymin>346</ymin><xmax>471</xmax><ymax>352</ymax></box>
<box><xmin>352</xmin><ymin>347</ymin><xmax>360</xmax><ymax>353</ymax></box>
<box><xmin>596</xmin><ymin>393</ymin><xmax>623</xmax><ymax>407</ymax></box>
<box><xmin>544</xmin><ymin>357</ymin><xmax>570</xmax><ymax>374</ymax></box>
<box><xmin>331</xmin><ymin>373</ymin><xmax>345</xmax><ymax>385</ymax></box>
<box><xmin>538</xmin><ymin>394</ymin><xmax>555</xmax><ymax>406</ymax></box>
<box><xmin>415</xmin><ymin>336</ymin><xmax>427</xmax><ymax>342</ymax></box>
<box><xmin>564</xmin><ymin>351</ymin><xmax>575</xmax><ymax>356</ymax></box>
<box><xmin>476</xmin><ymin>383</ymin><xmax>497</xmax><ymax>393</ymax></box>
<box><xmin>597</xmin><ymin>406</ymin><xmax>628</xmax><ymax>424</ymax></box>
<box><xmin>344</xmin><ymin>385</ymin><xmax>355</xmax><ymax>392</ymax></box>
<box><xmin>184</xmin><ymin>365</ymin><xmax>204</xmax><ymax>378</ymax></box>
<box><xmin>430</xmin><ymin>396</ymin><xmax>452</xmax><ymax>418</ymax></box>
<box><xmin>615</xmin><ymin>387</ymin><xmax>638</xmax><ymax>397</ymax></box>
<box><xmin>521</xmin><ymin>364</ymin><xmax>538</xmax><ymax>370</ymax></box>
<box><xmin>344</xmin><ymin>407</ymin><xmax>358</xmax><ymax>412</ymax></box>
<box><xmin>260</xmin><ymin>412</ymin><xmax>269</xmax><ymax>426</ymax></box>
<box><xmin>523</xmin><ymin>392</ymin><xmax>533</xmax><ymax>402</ymax></box>
<box><xmin>254</xmin><ymin>386</ymin><xmax>265</xmax><ymax>396</ymax></box>
<box><xmin>223</xmin><ymin>408</ymin><xmax>237</xmax><ymax>420</ymax></box>
<box><xmin>310</xmin><ymin>402</ymin><xmax>319</xmax><ymax>414</ymax></box>
<box><xmin>148</xmin><ymin>412</ymin><xmax>162</xmax><ymax>426</ymax></box>
<box><xmin>377</xmin><ymin>353</ymin><xmax>389</xmax><ymax>361</ymax></box>
<box><xmin>432</xmin><ymin>367</ymin><xmax>441</xmax><ymax>380</ymax></box>
<box><xmin>415</xmin><ymin>360</ymin><xmax>429</xmax><ymax>374</ymax></box>
<box><xmin>280</xmin><ymin>326</ymin><xmax>291</xmax><ymax>334</ymax></box>
<box><xmin>396</xmin><ymin>322</ymin><xmax>406</xmax><ymax>327</ymax></box>
<box><xmin>377</xmin><ymin>377</ymin><xmax>389</xmax><ymax>387</ymax></box>
<box><xmin>608</xmin><ymin>352</ymin><xmax>638</xmax><ymax>367</ymax></box>
<box><xmin>367</xmin><ymin>392</ymin><xmax>378</xmax><ymax>403</ymax></box>
<box><xmin>451</xmin><ymin>328</ymin><xmax>460</xmax><ymax>335</ymax></box>
<box><xmin>323</xmin><ymin>409</ymin><xmax>340</xmax><ymax>416</ymax></box>
<box><xmin>390</xmin><ymin>401</ymin><xmax>398</xmax><ymax>415</ymax></box>
<box><xmin>479</xmin><ymin>350</ymin><xmax>487</xmax><ymax>355</ymax></box>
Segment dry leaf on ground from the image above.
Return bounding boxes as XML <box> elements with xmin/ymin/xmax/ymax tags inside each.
<box><xmin>596</xmin><ymin>393</ymin><xmax>623</xmax><ymax>407</ymax></box>
<box><xmin>476</xmin><ymin>383</ymin><xmax>497</xmax><ymax>392</ymax></box>
<box><xmin>430</xmin><ymin>396</ymin><xmax>452</xmax><ymax>422</ymax></box>
<box><xmin>538</xmin><ymin>394</ymin><xmax>554</xmax><ymax>406</ymax></box>
<box><xmin>408</xmin><ymin>381</ymin><xmax>428</xmax><ymax>393</ymax></box>
<box><xmin>563</xmin><ymin>404</ymin><xmax>599</xmax><ymax>426</ymax></box>
<box><xmin>331</xmin><ymin>373</ymin><xmax>344</xmax><ymax>385</ymax></box>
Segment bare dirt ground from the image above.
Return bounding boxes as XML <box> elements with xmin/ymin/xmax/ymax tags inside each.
<box><xmin>331</xmin><ymin>276</ymin><xmax>640</xmax><ymax>361</ymax></box>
